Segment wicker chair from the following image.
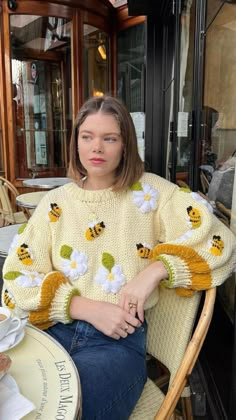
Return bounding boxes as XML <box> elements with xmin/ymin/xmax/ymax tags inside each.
<box><xmin>0</xmin><ymin>176</ymin><xmax>32</xmax><ymax>225</ymax></box>
<box><xmin>130</xmin><ymin>287</ymin><xmax>216</xmax><ymax>419</ymax></box>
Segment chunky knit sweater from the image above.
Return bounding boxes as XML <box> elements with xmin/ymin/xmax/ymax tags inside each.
<box><xmin>2</xmin><ymin>173</ymin><xmax>236</xmax><ymax>329</ymax></box>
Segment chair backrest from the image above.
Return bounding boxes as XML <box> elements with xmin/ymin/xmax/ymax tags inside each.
<box><xmin>0</xmin><ymin>176</ymin><xmax>30</xmax><ymax>224</ymax></box>
<box><xmin>0</xmin><ymin>177</ymin><xmax>17</xmax><ymax>224</ymax></box>
<box><xmin>154</xmin><ymin>287</ymin><xmax>216</xmax><ymax>419</ymax></box>
<box><xmin>146</xmin><ymin>287</ymin><xmax>201</xmax><ymax>384</ymax></box>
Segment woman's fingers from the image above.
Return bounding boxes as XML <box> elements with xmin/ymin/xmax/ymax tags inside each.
<box><xmin>137</xmin><ymin>301</ymin><xmax>144</xmax><ymax>323</ymax></box>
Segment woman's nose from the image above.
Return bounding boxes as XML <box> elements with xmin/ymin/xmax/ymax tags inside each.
<box><xmin>92</xmin><ymin>138</ymin><xmax>103</xmax><ymax>153</ymax></box>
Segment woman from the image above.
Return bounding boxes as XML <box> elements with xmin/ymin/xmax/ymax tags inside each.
<box><xmin>2</xmin><ymin>96</ymin><xmax>236</xmax><ymax>419</ymax></box>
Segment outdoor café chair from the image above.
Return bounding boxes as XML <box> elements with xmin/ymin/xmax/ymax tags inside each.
<box><xmin>0</xmin><ymin>176</ymin><xmax>32</xmax><ymax>226</ymax></box>
<box><xmin>130</xmin><ymin>286</ymin><xmax>216</xmax><ymax>419</ymax></box>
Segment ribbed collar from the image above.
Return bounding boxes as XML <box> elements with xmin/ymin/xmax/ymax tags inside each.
<box><xmin>64</xmin><ymin>182</ymin><xmax>124</xmax><ymax>203</ymax></box>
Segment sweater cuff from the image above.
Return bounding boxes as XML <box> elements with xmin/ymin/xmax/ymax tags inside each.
<box><xmin>156</xmin><ymin>254</ymin><xmax>192</xmax><ymax>289</ymax></box>
<box><xmin>50</xmin><ymin>283</ymin><xmax>80</xmax><ymax>323</ymax></box>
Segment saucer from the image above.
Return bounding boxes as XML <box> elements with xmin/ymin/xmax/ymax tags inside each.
<box><xmin>0</xmin><ymin>329</ymin><xmax>25</xmax><ymax>352</ymax></box>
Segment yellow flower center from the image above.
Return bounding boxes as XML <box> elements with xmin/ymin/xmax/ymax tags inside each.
<box><xmin>144</xmin><ymin>193</ymin><xmax>151</xmax><ymax>201</ymax></box>
<box><xmin>70</xmin><ymin>260</ymin><xmax>77</xmax><ymax>269</ymax></box>
<box><xmin>108</xmin><ymin>273</ymin><xmax>114</xmax><ymax>281</ymax></box>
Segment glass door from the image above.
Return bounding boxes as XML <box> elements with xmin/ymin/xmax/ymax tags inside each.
<box><xmin>10</xmin><ymin>15</ymin><xmax>72</xmax><ymax>179</ymax></box>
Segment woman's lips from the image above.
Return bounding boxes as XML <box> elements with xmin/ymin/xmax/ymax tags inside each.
<box><xmin>89</xmin><ymin>158</ymin><xmax>106</xmax><ymax>164</ymax></box>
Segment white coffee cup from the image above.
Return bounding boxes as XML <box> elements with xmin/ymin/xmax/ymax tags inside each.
<box><xmin>0</xmin><ymin>307</ymin><xmax>21</xmax><ymax>341</ymax></box>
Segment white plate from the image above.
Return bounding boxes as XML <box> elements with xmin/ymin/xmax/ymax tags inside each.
<box><xmin>0</xmin><ymin>329</ymin><xmax>25</xmax><ymax>352</ymax></box>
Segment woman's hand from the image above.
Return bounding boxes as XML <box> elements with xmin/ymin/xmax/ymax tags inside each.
<box><xmin>119</xmin><ymin>261</ymin><xmax>168</xmax><ymax>322</ymax></box>
<box><xmin>69</xmin><ymin>296</ymin><xmax>141</xmax><ymax>340</ymax></box>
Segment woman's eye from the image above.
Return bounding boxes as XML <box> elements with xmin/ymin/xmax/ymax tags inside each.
<box><xmin>81</xmin><ymin>135</ymin><xmax>92</xmax><ymax>141</ymax></box>
<box><xmin>104</xmin><ymin>137</ymin><xmax>116</xmax><ymax>142</ymax></box>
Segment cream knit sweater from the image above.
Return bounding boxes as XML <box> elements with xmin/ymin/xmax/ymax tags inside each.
<box><xmin>2</xmin><ymin>173</ymin><xmax>236</xmax><ymax>329</ymax></box>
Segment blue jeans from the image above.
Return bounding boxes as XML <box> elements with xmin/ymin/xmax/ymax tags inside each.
<box><xmin>46</xmin><ymin>320</ymin><xmax>147</xmax><ymax>420</ymax></box>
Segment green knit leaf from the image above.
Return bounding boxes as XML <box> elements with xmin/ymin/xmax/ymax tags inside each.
<box><xmin>179</xmin><ymin>187</ymin><xmax>191</xmax><ymax>193</ymax></box>
<box><xmin>4</xmin><ymin>271</ymin><xmax>22</xmax><ymax>280</ymax></box>
<box><xmin>130</xmin><ymin>181</ymin><xmax>142</xmax><ymax>191</ymax></box>
<box><xmin>102</xmin><ymin>253</ymin><xmax>114</xmax><ymax>271</ymax></box>
<box><xmin>18</xmin><ymin>223</ymin><xmax>27</xmax><ymax>234</ymax></box>
<box><xmin>60</xmin><ymin>245</ymin><xmax>73</xmax><ymax>259</ymax></box>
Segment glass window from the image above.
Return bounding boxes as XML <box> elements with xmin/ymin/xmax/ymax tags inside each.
<box><xmin>174</xmin><ymin>0</ymin><xmax>196</xmax><ymax>185</ymax></box>
<box><xmin>117</xmin><ymin>23</ymin><xmax>145</xmax><ymax>112</ymax></box>
<box><xmin>10</xmin><ymin>15</ymin><xmax>72</xmax><ymax>178</ymax></box>
<box><xmin>203</xmin><ymin>0</ymin><xmax>236</xmax><ymax>320</ymax></box>
<box><xmin>117</xmin><ymin>23</ymin><xmax>146</xmax><ymax>161</ymax></box>
<box><xmin>83</xmin><ymin>25</ymin><xmax>110</xmax><ymax>99</ymax></box>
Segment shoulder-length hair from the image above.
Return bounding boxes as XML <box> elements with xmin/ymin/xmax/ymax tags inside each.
<box><xmin>67</xmin><ymin>95</ymin><xmax>144</xmax><ymax>190</ymax></box>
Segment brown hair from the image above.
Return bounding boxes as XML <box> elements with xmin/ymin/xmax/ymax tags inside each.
<box><xmin>67</xmin><ymin>95</ymin><xmax>144</xmax><ymax>190</ymax></box>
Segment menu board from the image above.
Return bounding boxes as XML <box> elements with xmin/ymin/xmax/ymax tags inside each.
<box><xmin>6</xmin><ymin>325</ymin><xmax>81</xmax><ymax>420</ymax></box>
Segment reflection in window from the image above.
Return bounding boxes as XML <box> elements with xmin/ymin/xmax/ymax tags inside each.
<box><xmin>176</xmin><ymin>1</ymin><xmax>195</xmax><ymax>183</ymax></box>
<box><xmin>203</xmin><ymin>0</ymin><xmax>236</xmax><ymax>231</ymax></box>
<box><xmin>117</xmin><ymin>23</ymin><xmax>146</xmax><ymax>161</ymax></box>
<box><xmin>117</xmin><ymin>23</ymin><xmax>145</xmax><ymax>113</ymax></box>
<box><xmin>10</xmin><ymin>15</ymin><xmax>72</xmax><ymax>178</ymax></box>
<box><xmin>83</xmin><ymin>25</ymin><xmax>110</xmax><ymax>99</ymax></box>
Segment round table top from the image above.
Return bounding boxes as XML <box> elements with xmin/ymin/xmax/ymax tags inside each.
<box><xmin>0</xmin><ymin>224</ymin><xmax>22</xmax><ymax>258</ymax></box>
<box><xmin>16</xmin><ymin>191</ymin><xmax>47</xmax><ymax>209</ymax></box>
<box><xmin>6</xmin><ymin>324</ymin><xmax>81</xmax><ymax>419</ymax></box>
<box><xmin>22</xmin><ymin>177</ymin><xmax>72</xmax><ymax>189</ymax></box>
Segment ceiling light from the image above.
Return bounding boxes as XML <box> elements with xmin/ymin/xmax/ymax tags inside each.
<box><xmin>98</xmin><ymin>44</ymin><xmax>106</xmax><ymax>60</ymax></box>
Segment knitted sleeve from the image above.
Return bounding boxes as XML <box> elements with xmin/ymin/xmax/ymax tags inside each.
<box><xmin>153</xmin><ymin>187</ymin><xmax>236</xmax><ymax>296</ymax></box>
<box><xmin>2</xmin><ymin>197</ymin><xmax>80</xmax><ymax>329</ymax></box>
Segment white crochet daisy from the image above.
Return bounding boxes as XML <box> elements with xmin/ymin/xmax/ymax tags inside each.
<box><xmin>133</xmin><ymin>183</ymin><xmax>159</xmax><ymax>213</ymax></box>
<box><xmin>16</xmin><ymin>271</ymin><xmax>44</xmax><ymax>287</ymax></box>
<box><xmin>95</xmin><ymin>265</ymin><xmax>125</xmax><ymax>293</ymax></box>
<box><xmin>62</xmin><ymin>249</ymin><xmax>88</xmax><ymax>281</ymax></box>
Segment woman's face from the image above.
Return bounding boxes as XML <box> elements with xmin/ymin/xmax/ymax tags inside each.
<box><xmin>77</xmin><ymin>112</ymin><xmax>124</xmax><ymax>184</ymax></box>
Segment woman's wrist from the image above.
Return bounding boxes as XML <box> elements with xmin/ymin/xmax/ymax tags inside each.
<box><xmin>69</xmin><ymin>295</ymin><xmax>97</xmax><ymax>322</ymax></box>
<box><xmin>146</xmin><ymin>260</ymin><xmax>169</xmax><ymax>287</ymax></box>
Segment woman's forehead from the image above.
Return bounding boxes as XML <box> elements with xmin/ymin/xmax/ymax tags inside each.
<box><xmin>80</xmin><ymin>112</ymin><xmax>120</xmax><ymax>132</ymax></box>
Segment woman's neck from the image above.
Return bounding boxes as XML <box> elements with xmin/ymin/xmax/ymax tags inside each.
<box><xmin>81</xmin><ymin>176</ymin><xmax>115</xmax><ymax>191</ymax></box>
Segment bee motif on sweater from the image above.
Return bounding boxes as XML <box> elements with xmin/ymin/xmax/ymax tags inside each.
<box><xmin>136</xmin><ymin>243</ymin><xmax>153</xmax><ymax>259</ymax></box>
<box><xmin>85</xmin><ymin>221</ymin><xmax>106</xmax><ymax>241</ymax></box>
<box><xmin>209</xmin><ymin>235</ymin><xmax>224</xmax><ymax>256</ymax></box>
<box><xmin>17</xmin><ymin>243</ymin><xmax>33</xmax><ymax>265</ymax></box>
<box><xmin>186</xmin><ymin>206</ymin><xmax>201</xmax><ymax>229</ymax></box>
<box><xmin>3</xmin><ymin>289</ymin><xmax>15</xmax><ymax>310</ymax></box>
<box><xmin>48</xmin><ymin>203</ymin><xmax>62</xmax><ymax>222</ymax></box>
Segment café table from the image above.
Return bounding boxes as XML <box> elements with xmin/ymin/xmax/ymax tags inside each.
<box><xmin>6</xmin><ymin>324</ymin><xmax>81</xmax><ymax>419</ymax></box>
<box><xmin>0</xmin><ymin>223</ymin><xmax>21</xmax><ymax>258</ymax></box>
<box><xmin>22</xmin><ymin>177</ymin><xmax>72</xmax><ymax>189</ymax></box>
<box><xmin>16</xmin><ymin>191</ymin><xmax>47</xmax><ymax>209</ymax></box>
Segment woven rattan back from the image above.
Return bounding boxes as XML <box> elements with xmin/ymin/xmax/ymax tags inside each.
<box><xmin>0</xmin><ymin>177</ymin><xmax>30</xmax><ymax>225</ymax></box>
<box><xmin>146</xmin><ymin>287</ymin><xmax>201</xmax><ymax>384</ymax></box>
<box><xmin>0</xmin><ymin>177</ymin><xmax>17</xmax><ymax>223</ymax></box>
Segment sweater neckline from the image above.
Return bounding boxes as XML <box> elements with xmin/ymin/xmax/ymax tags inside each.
<box><xmin>64</xmin><ymin>181</ymin><xmax>124</xmax><ymax>203</ymax></box>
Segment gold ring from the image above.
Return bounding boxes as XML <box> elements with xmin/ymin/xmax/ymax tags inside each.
<box><xmin>129</xmin><ymin>302</ymin><xmax>137</xmax><ymax>309</ymax></box>
<box><xmin>124</xmin><ymin>325</ymin><xmax>129</xmax><ymax>332</ymax></box>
